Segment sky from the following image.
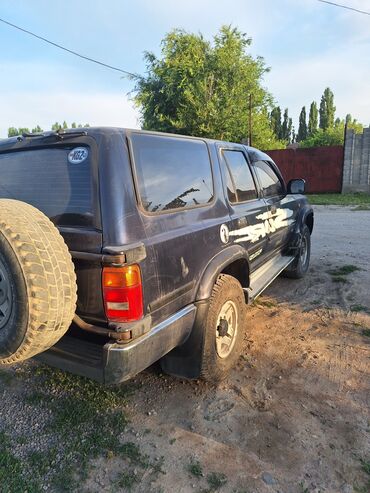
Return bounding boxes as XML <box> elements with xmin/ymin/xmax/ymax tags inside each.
<box><xmin>0</xmin><ymin>0</ymin><xmax>369</xmax><ymax>138</ymax></box>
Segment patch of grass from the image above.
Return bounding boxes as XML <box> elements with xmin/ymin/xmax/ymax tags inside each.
<box><xmin>299</xmin><ymin>482</ymin><xmax>310</xmax><ymax>493</ymax></box>
<box><xmin>169</xmin><ymin>437</ymin><xmax>176</xmax><ymax>445</ymax></box>
<box><xmin>362</xmin><ymin>328</ymin><xmax>370</xmax><ymax>337</ymax></box>
<box><xmin>253</xmin><ymin>298</ymin><xmax>277</xmax><ymax>308</ymax></box>
<box><xmin>350</xmin><ymin>304</ymin><xmax>368</xmax><ymax>313</ymax></box>
<box><xmin>187</xmin><ymin>460</ymin><xmax>203</xmax><ymax>478</ymax></box>
<box><xmin>328</xmin><ymin>264</ymin><xmax>361</xmax><ymax>284</ymax></box>
<box><xmin>207</xmin><ymin>472</ymin><xmax>227</xmax><ymax>490</ymax></box>
<box><xmin>116</xmin><ymin>471</ymin><xmax>139</xmax><ymax>490</ymax></box>
<box><xmin>331</xmin><ymin>275</ymin><xmax>348</xmax><ymax>283</ymax></box>
<box><xmin>307</xmin><ymin>193</ymin><xmax>370</xmax><ymax>206</ymax></box>
<box><xmin>354</xmin><ymin>458</ymin><xmax>370</xmax><ymax>493</ymax></box>
<box><xmin>0</xmin><ymin>431</ymin><xmax>41</xmax><ymax>493</ymax></box>
<box><xmin>118</xmin><ymin>442</ymin><xmax>150</xmax><ymax>468</ymax></box>
<box><xmin>328</xmin><ymin>265</ymin><xmax>361</xmax><ymax>276</ymax></box>
<box><xmin>361</xmin><ymin>458</ymin><xmax>370</xmax><ymax>476</ymax></box>
<box><xmin>20</xmin><ymin>365</ymin><xmax>132</xmax><ymax>490</ymax></box>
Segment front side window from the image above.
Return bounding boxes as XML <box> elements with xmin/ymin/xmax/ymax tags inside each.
<box><xmin>253</xmin><ymin>160</ymin><xmax>284</xmax><ymax>198</ymax></box>
<box><xmin>131</xmin><ymin>134</ymin><xmax>213</xmax><ymax>213</ymax></box>
<box><xmin>222</xmin><ymin>150</ymin><xmax>257</xmax><ymax>203</ymax></box>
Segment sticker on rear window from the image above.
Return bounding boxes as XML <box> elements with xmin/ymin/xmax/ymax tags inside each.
<box><xmin>68</xmin><ymin>147</ymin><xmax>88</xmax><ymax>164</ymax></box>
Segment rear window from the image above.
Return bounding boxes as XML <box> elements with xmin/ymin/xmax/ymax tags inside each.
<box><xmin>0</xmin><ymin>146</ymin><xmax>92</xmax><ymax>226</ymax></box>
<box><xmin>131</xmin><ymin>133</ymin><xmax>213</xmax><ymax>213</ymax></box>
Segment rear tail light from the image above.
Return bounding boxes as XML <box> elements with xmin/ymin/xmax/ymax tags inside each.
<box><xmin>102</xmin><ymin>265</ymin><xmax>143</xmax><ymax>323</ymax></box>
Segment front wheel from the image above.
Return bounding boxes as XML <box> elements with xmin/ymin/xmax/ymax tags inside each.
<box><xmin>283</xmin><ymin>224</ymin><xmax>311</xmax><ymax>279</ymax></box>
<box><xmin>200</xmin><ymin>274</ymin><xmax>246</xmax><ymax>384</ymax></box>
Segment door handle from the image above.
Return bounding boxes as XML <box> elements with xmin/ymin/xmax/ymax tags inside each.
<box><xmin>237</xmin><ymin>217</ymin><xmax>248</xmax><ymax>228</ymax></box>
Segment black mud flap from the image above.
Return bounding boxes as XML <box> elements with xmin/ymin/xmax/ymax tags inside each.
<box><xmin>160</xmin><ymin>300</ymin><xmax>209</xmax><ymax>379</ymax></box>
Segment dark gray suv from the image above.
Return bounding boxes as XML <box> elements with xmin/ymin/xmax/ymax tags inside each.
<box><xmin>0</xmin><ymin>128</ymin><xmax>313</xmax><ymax>384</ymax></box>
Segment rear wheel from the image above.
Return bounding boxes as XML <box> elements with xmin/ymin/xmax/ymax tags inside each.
<box><xmin>200</xmin><ymin>274</ymin><xmax>246</xmax><ymax>384</ymax></box>
<box><xmin>0</xmin><ymin>199</ymin><xmax>77</xmax><ymax>364</ymax></box>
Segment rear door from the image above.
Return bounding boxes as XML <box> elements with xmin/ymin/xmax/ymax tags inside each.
<box><xmin>128</xmin><ymin>132</ymin><xmax>230</xmax><ymax>325</ymax></box>
<box><xmin>218</xmin><ymin>146</ymin><xmax>269</xmax><ymax>271</ymax></box>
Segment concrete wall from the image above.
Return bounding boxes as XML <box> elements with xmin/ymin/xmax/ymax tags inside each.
<box><xmin>342</xmin><ymin>127</ymin><xmax>370</xmax><ymax>193</ymax></box>
<box><xmin>266</xmin><ymin>146</ymin><xmax>343</xmax><ymax>193</ymax></box>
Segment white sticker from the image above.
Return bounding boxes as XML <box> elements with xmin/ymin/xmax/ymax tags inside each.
<box><xmin>220</xmin><ymin>224</ymin><xmax>230</xmax><ymax>244</ymax></box>
<box><xmin>68</xmin><ymin>147</ymin><xmax>88</xmax><ymax>164</ymax></box>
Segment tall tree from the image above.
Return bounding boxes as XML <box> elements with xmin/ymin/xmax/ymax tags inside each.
<box><xmin>8</xmin><ymin>127</ymin><xmax>30</xmax><ymax>137</ymax></box>
<box><xmin>133</xmin><ymin>26</ymin><xmax>285</xmax><ymax>149</ymax></box>
<box><xmin>297</xmin><ymin>106</ymin><xmax>307</xmax><ymax>142</ymax></box>
<box><xmin>319</xmin><ymin>87</ymin><xmax>336</xmax><ymax>130</ymax></box>
<box><xmin>281</xmin><ymin>108</ymin><xmax>292</xmax><ymax>142</ymax></box>
<box><xmin>31</xmin><ymin>125</ymin><xmax>43</xmax><ymax>133</ymax></box>
<box><xmin>308</xmin><ymin>101</ymin><xmax>318</xmax><ymax>136</ymax></box>
<box><xmin>270</xmin><ymin>106</ymin><xmax>282</xmax><ymax>141</ymax></box>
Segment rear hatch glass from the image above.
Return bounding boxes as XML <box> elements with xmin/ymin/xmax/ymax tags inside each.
<box><xmin>0</xmin><ymin>146</ymin><xmax>93</xmax><ymax>226</ymax></box>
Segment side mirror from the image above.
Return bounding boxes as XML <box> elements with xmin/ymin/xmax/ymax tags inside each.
<box><xmin>287</xmin><ymin>179</ymin><xmax>305</xmax><ymax>194</ymax></box>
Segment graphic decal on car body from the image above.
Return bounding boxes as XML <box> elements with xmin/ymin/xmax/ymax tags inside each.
<box><xmin>229</xmin><ymin>208</ymin><xmax>294</xmax><ymax>244</ymax></box>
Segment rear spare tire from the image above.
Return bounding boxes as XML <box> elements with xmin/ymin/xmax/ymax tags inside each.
<box><xmin>0</xmin><ymin>199</ymin><xmax>77</xmax><ymax>364</ymax></box>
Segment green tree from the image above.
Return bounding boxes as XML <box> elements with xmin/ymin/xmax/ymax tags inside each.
<box><xmin>31</xmin><ymin>125</ymin><xmax>43</xmax><ymax>133</ymax></box>
<box><xmin>8</xmin><ymin>127</ymin><xmax>30</xmax><ymax>137</ymax></box>
<box><xmin>300</xmin><ymin>119</ymin><xmax>363</xmax><ymax>147</ymax></box>
<box><xmin>297</xmin><ymin>106</ymin><xmax>307</xmax><ymax>142</ymax></box>
<box><xmin>133</xmin><ymin>26</ymin><xmax>285</xmax><ymax>150</ymax></box>
<box><xmin>281</xmin><ymin>108</ymin><xmax>292</xmax><ymax>142</ymax></box>
<box><xmin>270</xmin><ymin>106</ymin><xmax>282</xmax><ymax>141</ymax></box>
<box><xmin>319</xmin><ymin>87</ymin><xmax>336</xmax><ymax>130</ymax></box>
<box><xmin>308</xmin><ymin>101</ymin><xmax>318</xmax><ymax>136</ymax></box>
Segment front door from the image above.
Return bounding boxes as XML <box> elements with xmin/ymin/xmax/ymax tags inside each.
<box><xmin>251</xmin><ymin>159</ymin><xmax>295</xmax><ymax>255</ymax></box>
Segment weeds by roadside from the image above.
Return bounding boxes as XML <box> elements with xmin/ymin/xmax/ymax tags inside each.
<box><xmin>328</xmin><ymin>264</ymin><xmax>361</xmax><ymax>284</ymax></box>
<box><xmin>0</xmin><ymin>364</ymin><xmax>160</xmax><ymax>492</ymax></box>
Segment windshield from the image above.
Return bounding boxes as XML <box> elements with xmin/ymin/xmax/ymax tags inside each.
<box><xmin>0</xmin><ymin>146</ymin><xmax>93</xmax><ymax>226</ymax></box>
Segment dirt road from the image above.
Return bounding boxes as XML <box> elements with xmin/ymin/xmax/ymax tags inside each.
<box><xmin>1</xmin><ymin>206</ymin><xmax>369</xmax><ymax>493</ymax></box>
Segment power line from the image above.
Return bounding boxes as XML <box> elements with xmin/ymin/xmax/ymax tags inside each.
<box><xmin>0</xmin><ymin>16</ymin><xmax>142</xmax><ymax>78</ymax></box>
<box><xmin>318</xmin><ymin>0</ymin><xmax>370</xmax><ymax>16</ymax></box>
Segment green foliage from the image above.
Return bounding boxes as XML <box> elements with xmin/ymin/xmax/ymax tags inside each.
<box><xmin>300</xmin><ymin>115</ymin><xmax>363</xmax><ymax>148</ymax></box>
<box><xmin>187</xmin><ymin>460</ymin><xmax>203</xmax><ymax>478</ymax></box>
<box><xmin>281</xmin><ymin>108</ymin><xmax>292</xmax><ymax>142</ymax></box>
<box><xmin>319</xmin><ymin>87</ymin><xmax>336</xmax><ymax>130</ymax></box>
<box><xmin>308</xmin><ymin>101</ymin><xmax>318</xmax><ymax>136</ymax></box>
<box><xmin>7</xmin><ymin>126</ymin><xmax>31</xmax><ymax>137</ymax></box>
<box><xmin>133</xmin><ymin>25</ymin><xmax>285</xmax><ymax>150</ymax></box>
<box><xmin>0</xmin><ymin>431</ymin><xmax>40</xmax><ymax>493</ymax></box>
<box><xmin>307</xmin><ymin>193</ymin><xmax>370</xmax><ymax>206</ymax></box>
<box><xmin>297</xmin><ymin>106</ymin><xmax>307</xmax><ymax>141</ymax></box>
<box><xmin>207</xmin><ymin>471</ymin><xmax>228</xmax><ymax>490</ymax></box>
<box><xmin>300</xmin><ymin>127</ymin><xmax>344</xmax><ymax>147</ymax></box>
<box><xmin>270</xmin><ymin>106</ymin><xmax>282</xmax><ymax>140</ymax></box>
<box><xmin>8</xmin><ymin>122</ymin><xmax>89</xmax><ymax>137</ymax></box>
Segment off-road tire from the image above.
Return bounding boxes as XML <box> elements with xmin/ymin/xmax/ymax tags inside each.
<box><xmin>0</xmin><ymin>199</ymin><xmax>77</xmax><ymax>364</ymax></box>
<box><xmin>283</xmin><ymin>224</ymin><xmax>311</xmax><ymax>279</ymax></box>
<box><xmin>200</xmin><ymin>274</ymin><xmax>246</xmax><ymax>384</ymax></box>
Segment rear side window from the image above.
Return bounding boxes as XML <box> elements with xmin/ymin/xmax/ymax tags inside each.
<box><xmin>0</xmin><ymin>147</ymin><xmax>92</xmax><ymax>225</ymax></box>
<box><xmin>253</xmin><ymin>160</ymin><xmax>284</xmax><ymax>198</ymax></box>
<box><xmin>131</xmin><ymin>134</ymin><xmax>213</xmax><ymax>213</ymax></box>
<box><xmin>222</xmin><ymin>150</ymin><xmax>257</xmax><ymax>203</ymax></box>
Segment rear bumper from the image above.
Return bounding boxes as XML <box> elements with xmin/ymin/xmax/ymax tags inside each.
<box><xmin>36</xmin><ymin>304</ymin><xmax>197</xmax><ymax>384</ymax></box>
